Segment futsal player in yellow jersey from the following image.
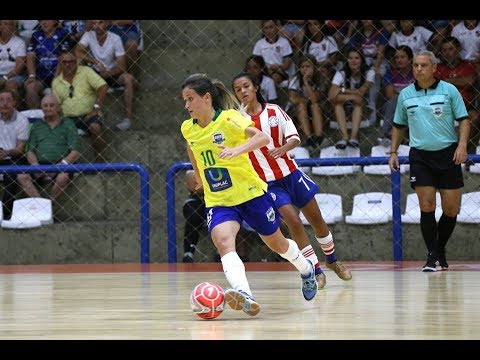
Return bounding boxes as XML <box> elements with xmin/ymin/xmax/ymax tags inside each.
<box><xmin>180</xmin><ymin>74</ymin><xmax>318</xmax><ymax>316</ymax></box>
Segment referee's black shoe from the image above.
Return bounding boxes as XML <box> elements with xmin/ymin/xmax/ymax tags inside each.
<box><xmin>422</xmin><ymin>253</ymin><xmax>437</xmax><ymax>272</ymax></box>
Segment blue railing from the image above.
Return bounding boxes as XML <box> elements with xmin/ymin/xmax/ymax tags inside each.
<box><xmin>0</xmin><ymin>162</ymin><xmax>150</xmax><ymax>263</ymax></box>
<box><xmin>166</xmin><ymin>154</ymin><xmax>480</xmax><ymax>263</ymax></box>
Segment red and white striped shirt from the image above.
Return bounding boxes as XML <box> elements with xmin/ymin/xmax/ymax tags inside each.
<box><xmin>247</xmin><ymin>103</ymin><xmax>301</xmax><ymax>182</ymax></box>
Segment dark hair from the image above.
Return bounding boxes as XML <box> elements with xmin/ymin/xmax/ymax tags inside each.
<box><xmin>244</xmin><ymin>55</ymin><xmax>269</xmax><ymax>81</ymax></box>
<box><xmin>182</xmin><ymin>73</ymin><xmax>239</xmax><ymax>110</ymax></box>
<box><xmin>342</xmin><ymin>47</ymin><xmax>368</xmax><ymax>89</ymax></box>
<box><xmin>396</xmin><ymin>45</ymin><xmax>414</xmax><ymax>60</ymax></box>
<box><xmin>231</xmin><ymin>72</ymin><xmax>266</xmax><ymax>105</ymax></box>
<box><xmin>441</xmin><ymin>36</ymin><xmax>462</xmax><ymax>51</ymax></box>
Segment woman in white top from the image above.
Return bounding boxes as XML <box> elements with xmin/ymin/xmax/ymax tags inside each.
<box><xmin>328</xmin><ymin>47</ymin><xmax>375</xmax><ymax>149</ymax></box>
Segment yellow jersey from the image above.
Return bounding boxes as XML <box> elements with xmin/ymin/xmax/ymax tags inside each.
<box><xmin>181</xmin><ymin>109</ymin><xmax>267</xmax><ymax>208</ymax></box>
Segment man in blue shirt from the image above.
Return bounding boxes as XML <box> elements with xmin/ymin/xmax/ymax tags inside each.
<box><xmin>388</xmin><ymin>50</ymin><xmax>470</xmax><ymax>272</ymax></box>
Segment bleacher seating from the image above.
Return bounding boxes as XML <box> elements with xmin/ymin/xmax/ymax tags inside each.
<box><xmin>1</xmin><ymin>197</ymin><xmax>53</xmax><ymax>229</ymax></box>
<box><xmin>287</xmin><ymin>147</ymin><xmax>311</xmax><ymax>174</ymax></box>
<box><xmin>363</xmin><ymin>144</ymin><xmax>410</xmax><ymax>175</ymax></box>
<box><xmin>469</xmin><ymin>146</ymin><xmax>480</xmax><ymax>174</ymax></box>
<box><xmin>345</xmin><ymin>192</ymin><xmax>392</xmax><ymax>224</ymax></box>
<box><xmin>401</xmin><ymin>192</ymin><xmax>442</xmax><ymax>224</ymax></box>
<box><xmin>457</xmin><ymin>191</ymin><xmax>480</xmax><ymax>223</ymax></box>
<box><xmin>299</xmin><ymin>193</ymin><xmax>343</xmax><ymax>225</ymax></box>
<box><xmin>20</xmin><ymin>109</ymin><xmax>44</xmax><ymax>123</ymax></box>
<box><xmin>311</xmin><ymin>145</ymin><xmax>361</xmax><ymax>176</ymax></box>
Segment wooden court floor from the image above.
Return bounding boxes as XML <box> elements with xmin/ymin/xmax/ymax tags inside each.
<box><xmin>0</xmin><ymin>261</ymin><xmax>479</xmax><ymax>340</ymax></box>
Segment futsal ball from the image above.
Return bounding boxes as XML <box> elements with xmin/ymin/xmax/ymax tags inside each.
<box><xmin>190</xmin><ymin>281</ymin><xmax>225</xmax><ymax>319</ymax></box>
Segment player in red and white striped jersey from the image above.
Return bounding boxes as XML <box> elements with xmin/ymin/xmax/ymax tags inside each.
<box><xmin>232</xmin><ymin>72</ymin><xmax>352</xmax><ymax>288</ymax></box>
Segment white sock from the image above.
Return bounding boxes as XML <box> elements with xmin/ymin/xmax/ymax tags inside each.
<box><xmin>301</xmin><ymin>245</ymin><xmax>319</xmax><ymax>268</ymax></box>
<box><xmin>316</xmin><ymin>231</ymin><xmax>335</xmax><ymax>255</ymax></box>
<box><xmin>279</xmin><ymin>239</ymin><xmax>311</xmax><ymax>276</ymax></box>
<box><xmin>221</xmin><ymin>251</ymin><xmax>252</xmax><ymax>296</ymax></box>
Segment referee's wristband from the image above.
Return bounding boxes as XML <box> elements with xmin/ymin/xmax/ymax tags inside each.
<box><xmin>389</xmin><ymin>151</ymin><xmax>398</xmax><ymax>155</ymax></box>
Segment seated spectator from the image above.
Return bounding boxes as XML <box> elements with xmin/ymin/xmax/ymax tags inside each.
<box><xmin>388</xmin><ymin>20</ymin><xmax>433</xmax><ymax>54</ymax></box>
<box><xmin>0</xmin><ymin>20</ymin><xmax>27</xmax><ymax>100</ymax></box>
<box><xmin>419</xmin><ymin>20</ymin><xmax>452</xmax><ymax>56</ymax></box>
<box><xmin>17</xmin><ymin>20</ymin><xmax>38</xmax><ymax>45</ymax></box>
<box><xmin>328</xmin><ymin>47</ymin><xmax>374</xmax><ymax>149</ymax></box>
<box><xmin>287</xmin><ymin>54</ymin><xmax>328</xmax><ymax>149</ymax></box>
<box><xmin>252</xmin><ymin>20</ymin><xmax>295</xmax><ymax>87</ymax></box>
<box><xmin>0</xmin><ymin>89</ymin><xmax>29</xmax><ymax>219</ymax></box>
<box><xmin>278</xmin><ymin>20</ymin><xmax>305</xmax><ymax>50</ymax></box>
<box><xmin>61</xmin><ymin>20</ymin><xmax>88</xmax><ymax>45</ymax></box>
<box><xmin>182</xmin><ymin>170</ymin><xmax>269</xmax><ymax>263</ymax></box>
<box><xmin>108</xmin><ymin>20</ymin><xmax>143</xmax><ymax>75</ymax></box>
<box><xmin>24</xmin><ymin>20</ymin><xmax>72</xmax><ymax>109</ymax></box>
<box><xmin>451</xmin><ymin>20</ymin><xmax>480</xmax><ymax>66</ymax></box>
<box><xmin>302</xmin><ymin>20</ymin><xmax>339</xmax><ymax>80</ymax></box>
<box><xmin>435</xmin><ymin>36</ymin><xmax>480</xmax><ymax>152</ymax></box>
<box><xmin>380</xmin><ymin>45</ymin><xmax>414</xmax><ymax>143</ymax></box>
<box><xmin>324</xmin><ymin>20</ymin><xmax>354</xmax><ymax>49</ymax></box>
<box><xmin>52</xmin><ymin>50</ymin><xmax>108</xmax><ymax>163</ymax></box>
<box><xmin>16</xmin><ymin>95</ymin><xmax>80</xmax><ymax>203</ymax></box>
<box><xmin>243</xmin><ymin>55</ymin><xmax>277</xmax><ymax>104</ymax></box>
<box><xmin>76</xmin><ymin>19</ymin><xmax>136</xmax><ymax>131</ymax></box>
<box><xmin>348</xmin><ymin>20</ymin><xmax>390</xmax><ymax>122</ymax></box>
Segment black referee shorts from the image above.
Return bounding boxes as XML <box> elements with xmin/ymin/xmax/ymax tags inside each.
<box><xmin>409</xmin><ymin>143</ymin><xmax>464</xmax><ymax>190</ymax></box>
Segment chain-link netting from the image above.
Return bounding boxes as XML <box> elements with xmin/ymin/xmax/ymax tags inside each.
<box><xmin>1</xmin><ymin>20</ymin><xmax>479</xmax><ymax>264</ymax></box>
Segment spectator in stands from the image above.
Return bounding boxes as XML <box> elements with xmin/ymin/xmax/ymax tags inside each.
<box><xmin>380</xmin><ymin>45</ymin><xmax>414</xmax><ymax>143</ymax></box>
<box><xmin>287</xmin><ymin>54</ymin><xmax>328</xmax><ymax>149</ymax></box>
<box><xmin>380</xmin><ymin>20</ymin><xmax>397</xmax><ymax>37</ymax></box>
<box><xmin>0</xmin><ymin>89</ymin><xmax>29</xmax><ymax>219</ymax></box>
<box><xmin>17</xmin><ymin>94</ymin><xmax>80</xmax><ymax>203</ymax></box>
<box><xmin>52</xmin><ymin>50</ymin><xmax>108</xmax><ymax>163</ymax></box>
<box><xmin>435</xmin><ymin>36</ymin><xmax>479</xmax><ymax>153</ymax></box>
<box><xmin>243</xmin><ymin>55</ymin><xmax>277</xmax><ymax>104</ymax></box>
<box><xmin>0</xmin><ymin>20</ymin><xmax>27</xmax><ymax>100</ymax></box>
<box><xmin>419</xmin><ymin>20</ymin><xmax>452</xmax><ymax>56</ymax></box>
<box><xmin>388</xmin><ymin>20</ymin><xmax>433</xmax><ymax>54</ymax></box>
<box><xmin>328</xmin><ymin>47</ymin><xmax>375</xmax><ymax>149</ymax></box>
<box><xmin>450</xmin><ymin>20</ymin><xmax>480</xmax><ymax>66</ymax></box>
<box><xmin>76</xmin><ymin>19</ymin><xmax>136</xmax><ymax>131</ymax></box>
<box><xmin>232</xmin><ymin>72</ymin><xmax>352</xmax><ymax>289</ymax></box>
<box><xmin>252</xmin><ymin>20</ymin><xmax>295</xmax><ymax>87</ymax></box>
<box><xmin>278</xmin><ymin>20</ymin><xmax>305</xmax><ymax>51</ymax></box>
<box><xmin>389</xmin><ymin>50</ymin><xmax>470</xmax><ymax>272</ymax></box>
<box><xmin>182</xmin><ymin>170</ymin><xmax>267</xmax><ymax>263</ymax></box>
<box><xmin>302</xmin><ymin>20</ymin><xmax>339</xmax><ymax>81</ymax></box>
<box><xmin>180</xmin><ymin>73</ymin><xmax>318</xmax><ymax>314</ymax></box>
<box><xmin>24</xmin><ymin>20</ymin><xmax>72</xmax><ymax>110</ymax></box>
<box><xmin>348</xmin><ymin>20</ymin><xmax>390</xmax><ymax>123</ymax></box>
<box><xmin>324</xmin><ymin>20</ymin><xmax>353</xmax><ymax>50</ymax></box>
<box><xmin>61</xmin><ymin>20</ymin><xmax>88</xmax><ymax>45</ymax></box>
<box><xmin>17</xmin><ymin>20</ymin><xmax>38</xmax><ymax>45</ymax></box>
<box><xmin>108</xmin><ymin>20</ymin><xmax>143</xmax><ymax>75</ymax></box>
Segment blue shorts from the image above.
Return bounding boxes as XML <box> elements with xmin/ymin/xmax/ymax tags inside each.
<box><xmin>268</xmin><ymin>169</ymin><xmax>319</xmax><ymax>209</ymax></box>
<box><xmin>206</xmin><ymin>193</ymin><xmax>280</xmax><ymax>236</ymax></box>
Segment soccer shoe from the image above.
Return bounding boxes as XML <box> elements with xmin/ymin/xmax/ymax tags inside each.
<box><xmin>325</xmin><ymin>260</ymin><xmax>352</xmax><ymax>281</ymax></box>
<box><xmin>315</xmin><ymin>267</ymin><xmax>326</xmax><ymax>290</ymax></box>
<box><xmin>301</xmin><ymin>259</ymin><xmax>318</xmax><ymax>301</ymax></box>
<box><xmin>224</xmin><ymin>289</ymin><xmax>260</xmax><ymax>316</ymax></box>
